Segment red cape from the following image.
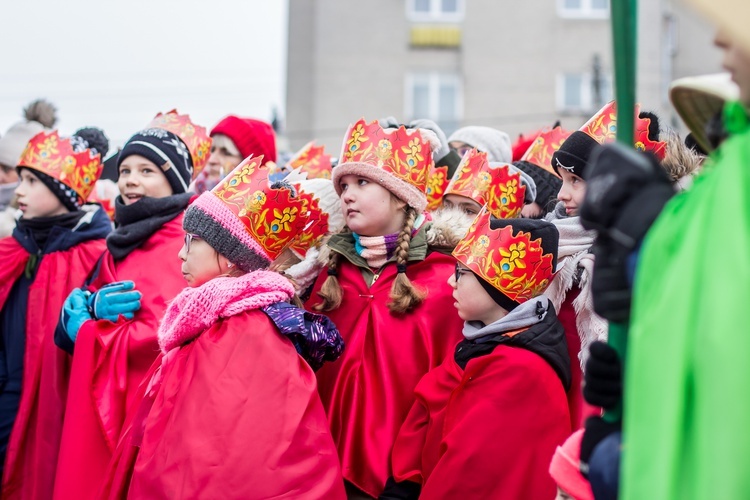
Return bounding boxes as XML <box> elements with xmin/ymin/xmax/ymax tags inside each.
<box><xmin>306</xmin><ymin>252</ymin><xmax>464</xmax><ymax>496</ymax></box>
<box><xmin>99</xmin><ymin>310</ymin><xmax>345</xmax><ymax>499</ymax></box>
<box><xmin>53</xmin><ymin>216</ymin><xmax>186</xmax><ymax>499</ymax></box>
<box><xmin>391</xmin><ymin>344</ymin><xmax>571</xmax><ymax>499</ymax></box>
<box><xmin>0</xmin><ymin>236</ymin><xmax>107</xmax><ymax>499</ymax></box>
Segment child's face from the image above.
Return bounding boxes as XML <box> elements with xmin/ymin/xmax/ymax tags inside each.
<box><xmin>178</xmin><ymin>233</ymin><xmax>228</xmax><ymax>287</ymax></box>
<box><xmin>339</xmin><ymin>174</ymin><xmax>407</xmax><ymax>237</ymax></box>
<box><xmin>14</xmin><ymin>169</ymin><xmax>69</xmax><ymax>219</ymax></box>
<box><xmin>557</xmin><ymin>170</ymin><xmax>586</xmax><ymax>217</ymax></box>
<box><xmin>448</xmin><ymin>262</ymin><xmax>507</xmax><ymax>325</ymax></box>
<box><xmin>443</xmin><ymin>194</ymin><xmax>482</xmax><ymax>217</ymax></box>
<box><xmin>118</xmin><ymin>155</ymin><xmax>173</xmax><ymax>205</ymax></box>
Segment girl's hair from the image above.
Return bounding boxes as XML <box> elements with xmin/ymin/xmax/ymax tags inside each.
<box><xmin>314</xmin><ymin>207</ymin><xmax>427</xmax><ymax>315</ymax></box>
<box><xmin>659</xmin><ymin>127</ymin><xmax>702</xmax><ymax>182</ymax></box>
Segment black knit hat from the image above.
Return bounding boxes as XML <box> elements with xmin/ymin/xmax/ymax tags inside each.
<box><xmin>513</xmin><ymin>160</ymin><xmax>563</xmax><ymax>211</ymax></box>
<box><xmin>550</xmin><ymin>131</ymin><xmax>599</xmax><ymax>179</ymax></box>
<box><xmin>117</xmin><ymin>128</ymin><xmax>193</xmax><ymax>194</ymax></box>
<box><xmin>475</xmin><ymin>217</ymin><xmax>559</xmax><ymax>311</ymax></box>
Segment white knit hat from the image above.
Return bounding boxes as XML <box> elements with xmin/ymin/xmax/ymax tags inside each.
<box><xmin>448</xmin><ymin>126</ymin><xmax>512</xmax><ymax>163</ymax></box>
<box><xmin>0</xmin><ymin>100</ymin><xmax>57</xmax><ymax>168</ymax></box>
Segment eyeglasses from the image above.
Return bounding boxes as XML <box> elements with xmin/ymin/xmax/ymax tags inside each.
<box><xmin>184</xmin><ymin>233</ymin><xmax>202</xmax><ymax>253</ymax></box>
<box><xmin>454</xmin><ymin>262</ymin><xmax>471</xmax><ymax>283</ymax></box>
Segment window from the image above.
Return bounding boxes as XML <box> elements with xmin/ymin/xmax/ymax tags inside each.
<box><xmin>405</xmin><ymin>73</ymin><xmax>462</xmax><ymax>135</ymax></box>
<box><xmin>557</xmin><ymin>0</ymin><xmax>609</xmax><ymax>19</ymax></box>
<box><xmin>556</xmin><ymin>72</ymin><xmax>613</xmax><ymax>113</ymax></box>
<box><xmin>407</xmin><ymin>0</ymin><xmax>465</xmax><ymax>22</ymax></box>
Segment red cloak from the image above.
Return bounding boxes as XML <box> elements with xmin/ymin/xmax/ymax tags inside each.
<box><xmin>0</xmin><ymin>236</ymin><xmax>107</xmax><ymax>499</ymax></box>
<box><xmin>99</xmin><ymin>310</ymin><xmax>345</xmax><ymax>499</ymax></box>
<box><xmin>307</xmin><ymin>252</ymin><xmax>464</xmax><ymax>497</ymax></box>
<box><xmin>391</xmin><ymin>345</ymin><xmax>571</xmax><ymax>499</ymax></box>
<box><xmin>53</xmin><ymin>216</ymin><xmax>186</xmax><ymax>499</ymax></box>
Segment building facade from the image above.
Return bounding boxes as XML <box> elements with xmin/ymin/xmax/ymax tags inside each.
<box><xmin>286</xmin><ymin>0</ymin><xmax>723</xmax><ymax>154</ymax></box>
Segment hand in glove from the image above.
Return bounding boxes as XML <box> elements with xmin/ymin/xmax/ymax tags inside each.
<box><xmin>88</xmin><ymin>281</ymin><xmax>142</xmax><ymax>322</ymax></box>
<box><xmin>583</xmin><ymin>341</ymin><xmax>622</xmax><ymax>410</ymax></box>
<box><xmin>61</xmin><ymin>288</ymin><xmax>93</xmax><ymax>342</ymax></box>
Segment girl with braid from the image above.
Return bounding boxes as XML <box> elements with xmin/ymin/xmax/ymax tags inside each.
<box><xmin>307</xmin><ymin>119</ymin><xmax>467</xmax><ymax>499</ymax></box>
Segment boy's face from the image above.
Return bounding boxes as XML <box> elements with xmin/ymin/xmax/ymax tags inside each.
<box><xmin>448</xmin><ymin>262</ymin><xmax>507</xmax><ymax>325</ymax></box>
<box><xmin>716</xmin><ymin>29</ymin><xmax>750</xmax><ymax>107</ymax></box>
<box><xmin>117</xmin><ymin>155</ymin><xmax>174</xmax><ymax>205</ymax></box>
<box><xmin>557</xmin><ymin>169</ymin><xmax>586</xmax><ymax>217</ymax></box>
<box><xmin>14</xmin><ymin>169</ymin><xmax>68</xmax><ymax>219</ymax></box>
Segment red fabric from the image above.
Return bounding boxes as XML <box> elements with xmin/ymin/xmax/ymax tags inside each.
<box><xmin>210</xmin><ymin>115</ymin><xmax>277</xmax><ymax>163</ymax></box>
<box><xmin>558</xmin><ymin>289</ymin><xmax>601</xmax><ymax>430</ymax></box>
<box><xmin>391</xmin><ymin>344</ymin><xmax>571</xmax><ymax>499</ymax></box>
<box><xmin>53</xmin><ymin>216</ymin><xmax>186</xmax><ymax>500</ymax></box>
<box><xmin>306</xmin><ymin>252</ymin><xmax>464</xmax><ymax>497</ymax></box>
<box><xmin>511</xmin><ymin>130</ymin><xmax>542</xmax><ymax>161</ymax></box>
<box><xmin>99</xmin><ymin>310</ymin><xmax>345</xmax><ymax>499</ymax></box>
<box><xmin>0</xmin><ymin>236</ymin><xmax>107</xmax><ymax>499</ymax></box>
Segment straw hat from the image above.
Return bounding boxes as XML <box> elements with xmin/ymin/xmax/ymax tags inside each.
<box><xmin>686</xmin><ymin>0</ymin><xmax>750</xmax><ymax>54</ymax></box>
<box><xmin>669</xmin><ymin>73</ymin><xmax>739</xmax><ymax>152</ymax></box>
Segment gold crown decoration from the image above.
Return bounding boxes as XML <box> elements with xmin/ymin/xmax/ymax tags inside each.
<box><xmin>287</xmin><ymin>187</ymin><xmax>329</xmax><ymax>258</ymax></box>
<box><xmin>452</xmin><ymin>209</ymin><xmax>555</xmax><ymax>304</ymax></box>
<box><xmin>445</xmin><ymin>149</ymin><xmax>526</xmax><ymax>218</ymax></box>
<box><xmin>286</xmin><ymin>141</ymin><xmax>333</xmax><ymax>180</ymax></box>
<box><xmin>519</xmin><ymin>126</ymin><xmax>572</xmax><ymax>178</ymax></box>
<box><xmin>339</xmin><ymin>118</ymin><xmax>432</xmax><ymax>194</ymax></box>
<box><xmin>18</xmin><ymin>130</ymin><xmax>102</xmax><ymax>202</ymax></box>
<box><xmin>580</xmin><ymin>101</ymin><xmax>667</xmax><ymax>161</ymax></box>
<box><xmin>211</xmin><ymin>155</ymin><xmax>314</xmax><ymax>260</ymax></box>
<box><xmin>425</xmin><ymin>165</ymin><xmax>450</xmax><ymax>211</ymax></box>
<box><xmin>147</xmin><ymin>109</ymin><xmax>212</xmax><ymax>178</ymax></box>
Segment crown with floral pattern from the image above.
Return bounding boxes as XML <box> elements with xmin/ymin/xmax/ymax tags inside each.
<box><xmin>18</xmin><ymin>130</ymin><xmax>102</xmax><ymax>201</ymax></box>
<box><xmin>580</xmin><ymin>101</ymin><xmax>667</xmax><ymax>160</ymax></box>
<box><xmin>519</xmin><ymin>126</ymin><xmax>571</xmax><ymax>178</ymax></box>
<box><xmin>332</xmin><ymin>118</ymin><xmax>433</xmax><ymax>211</ymax></box>
<box><xmin>445</xmin><ymin>149</ymin><xmax>526</xmax><ymax>218</ymax></box>
<box><xmin>425</xmin><ymin>165</ymin><xmax>450</xmax><ymax>211</ymax></box>
<box><xmin>147</xmin><ymin>109</ymin><xmax>212</xmax><ymax>178</ymax></box>
<box><xmin>286</xmin><ymin>141</ymin><xmax>333</xmax><ymax>180</ymax></box>
<box><xmin>452</xmin><ymin>209</ymin><xmax>556</xmax><ymax>304</ymax></box>
<box><xmin>286</xmin><ymin>185</ymin><xmax>329</xmax><ymax>258</ymax></box>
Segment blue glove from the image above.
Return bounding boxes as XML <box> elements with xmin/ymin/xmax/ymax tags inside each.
<box><xmin>61</xmin><ymin>288</ymin><xmax>93</xmax><ymax>343</ymax></box>
<box><xmin>88</xmin><ymin>281</ymin><xmax>142</xmax><ymax>322</ymax></box>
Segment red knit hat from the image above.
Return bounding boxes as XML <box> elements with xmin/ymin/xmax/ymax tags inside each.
<box><xmin>210</xmin><ymin>115</ymin><xmax>277</xmax><ymax>163</ymax></box>
<box><xmin>549</xmin><ymin>430</ymin><xmax>594</xmax><ymax>500</ymax></box>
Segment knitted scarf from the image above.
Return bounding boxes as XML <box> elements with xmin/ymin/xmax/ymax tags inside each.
<box><xmin>351</xmin><ymin>213</ymin><xmax>427</xmax><ymax>268</ymax></box>
<box><xmin>157</xmin><ymin>270</ymin><xmax>294</xmax><ymax>354</ymax></box>
<box><xmin>544</xmin><ymin>202</ymin><xmax>607</xmax><ymax>368</ymax></box>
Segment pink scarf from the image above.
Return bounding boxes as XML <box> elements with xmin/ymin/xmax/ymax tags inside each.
<box><xmin>157</xmin><ymin>270</ymin><xmax>295</xmax><ymax>354</ymax></box>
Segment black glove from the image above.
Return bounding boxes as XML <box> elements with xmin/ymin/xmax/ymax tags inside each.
<box><xmin>583</xmin><ymin>341</ymin><xmax>622</xmax><ymax>410</ymax></box>
<box><xmin>580</xmin><ymin>416</ymin><xmax>621</xmax><ymax>477</ymax></box>
<box><xmin>380</xmin><ymin>477</ymin><xmax>421</xmax><ymax>500</ymax></box>
<box><xmin>581</xmin><ymin>143</ymin><xmax>675</xmax><ymax>321</ymax></box>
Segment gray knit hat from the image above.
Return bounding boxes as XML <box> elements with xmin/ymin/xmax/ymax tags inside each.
<box><xmin>448</xmin><ymin>126</ymin><xmax>512</xmax><ymax>163</ymax></box>
<box><xmin>0</xmin><ymin>100</ymin><xmax>57</xmax><ymax>168</ymax></box>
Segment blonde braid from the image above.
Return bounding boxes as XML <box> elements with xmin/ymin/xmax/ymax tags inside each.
<box><xmin>314</xmin><ymin>227</ymin><xmax>349</xmax><ymax>311</ymax></box>
<box><xmin>388</xmin><ymin>208</ymin><xmax>427</xmax><ymax>314</ymax></box>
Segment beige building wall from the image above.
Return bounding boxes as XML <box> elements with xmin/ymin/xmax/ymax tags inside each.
<box><xmin>286</xmin><ymin>0</ymin><xmax>723</xmax><ymax>155</ymax></box>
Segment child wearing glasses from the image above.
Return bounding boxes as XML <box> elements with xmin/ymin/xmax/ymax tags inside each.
<box><xmin>383</xmin><ymin>213</ymin><xmax>571</xmax><ymax>500</ymax></box>
<box><xmin>308</xmin><ymin>119</ymin><xmax>468</xmax><ymax>498</ymax></box>
<box><xmin>53</xmin><ymin>111</ymin><xmax>210</xmax><ymax>499</ymax></box>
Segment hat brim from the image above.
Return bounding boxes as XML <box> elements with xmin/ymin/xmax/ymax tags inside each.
<box><xmin>332</xmin><ymin>162</ymin><xmax>427</xmax><ymax>212</ymax></box>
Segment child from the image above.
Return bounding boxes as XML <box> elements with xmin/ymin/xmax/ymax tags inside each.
<box><xmin>549</xmin><ymin>430</ymin><xmax>595</xmax><ymax>500</ymax></box>
<box><xmin>447</xmin><ymin>125</ymin><xmax>512</xmax><ymax>162</ymax></box>
<box><xmin>100</xmin><ymin>156</ymin><xmax>346</xmax><ymax>498</ymax></box>
<box><xmin>384</xmin><ymin>212</ymin><xmax>571</xmax><ymax>499</ymax></box>
<box><xmin>53</xmin><ymin>111</ymin><xmax>212</xmax><ymax>499</ymax></box>
<box><xmin>308</xmin><ymin>119</ymin><xmax>467</xmax><ymax>498</ymax></box>
<box><xmin>545</xmin><ymin>101</ymin><xmax>667</xmax><ymax>429</ymax></box>
<box><xmin>0</xmin><ymin>129</ymin><xmax>111</xmax><ymax>497</ymax></box>
<box><xmin>441</xmin><ymin>148</ymin><xmax>532</xmax><ymax>217</ymax></box>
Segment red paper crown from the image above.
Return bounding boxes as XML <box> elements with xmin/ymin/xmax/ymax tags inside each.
<box><xmin>580</xmin><ymin>101</ymin><xmax>667</xmax><ymax>160</ymax></box>
<box><xmin>425</xmin><ymin>164</ymin><xmax>450</xmax><ymax>211</ymax></box>
<box><xmin>286</xmin><ymin>141</ymin><xmax>333</xmax><ymax>180</ymax></box>
<box><xmin>339</xmin><ymin>119</ymin><xmax>432</xmax><ymax>194</ymax></box>
<box><xmin>147</xmin><ymin>110</ymin><xmax>212</xmax><ymax>178</ymax></box>
<box><xmin>452</xmin><ymin>209</ymin><xmax>555</xmax><ymax>303</ymax></box>
<box><xmin>519</xmin><ymin>126</ymin><xmax>572</xmax><ymax>178</ymax></box>
<box><xmin>18</xmin><ymin>130</ymin><xmax>102</xmax><ymax>202</ymax></box>
<box><xmin>445</xmin><ymin>149</ymin><xmax>526</xmax><ymax>218</ymax></box>
<box><xmin>286</xmin><ymin>185</ymin><xmax>330</xmax><ymax>258</ymax></box>
<box><xmin>211</xmin><ymin>155</ymin><xmax>317</xmax><ymax>260</ymax></box>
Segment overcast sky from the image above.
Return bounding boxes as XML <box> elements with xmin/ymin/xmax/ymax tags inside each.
<box><xmin>0</xmin><ymin>0</ymin><xmax>287</xmax><ymax>149</ymax></box>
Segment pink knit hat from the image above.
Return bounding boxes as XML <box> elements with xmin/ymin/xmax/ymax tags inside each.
<box><xmin>549</xmin><ymin>430</ymin><xmax>594</xmax><ymax>500</ymax></box>
<box><xmin>210</xmin><ymin>115</ymin><xmax>277</xmax><ymax>163</ymax></box>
